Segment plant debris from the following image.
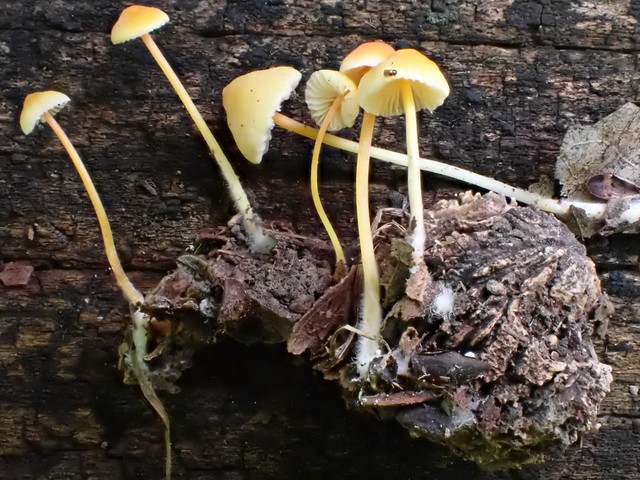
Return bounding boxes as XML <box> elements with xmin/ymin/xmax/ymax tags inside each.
<box><xmin>139</xmin><ymin>192</ymin><xmax>612</xmax><ymax>468</ymax></box>
<box><xmin>556</xmin><ymin>102</ymin><xmax>640</xmax><ymax>236</ymax></box>
<box><xmin>351</xmin><ymin>192</ymin><xmax>613</xmax><ymax>467</ymax></box>
<box><xmin>136</xmin><ymin>229</ymin><xmax>335</xmax><ymax>392</ymax></box>
<box><xmin>287</xmin><ymin>266</ymin><xmax>358</xmax><ymax>355</ymax></box>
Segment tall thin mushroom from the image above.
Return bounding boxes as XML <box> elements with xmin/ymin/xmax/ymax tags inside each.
<box><xmin>223</xmin><ymin>56</ymin><xmax>400</xmax><ymax>374</ymax></box>
<box><xmin>111</xmin><ymin>5</ymin><xmax>274</xmax><ymax>254</ymax></box>
<box><xmin>339</xmin><ymin>41</ymin><xmax>395</xmax><ymax>376</ymax></box>
<box><xmin>20</xmin><ymin>91</ymin><xmax>172</xmax><ymax>480</ymax></box>
<box><xmin>304</xmin><ymin>69</ymin><xmax>359</xmax><ymax>267</ymax></box>
<box><xmin>359</xmin><ymin>49</ymin><xmax>450</xmax><ymax>265</ymax></box>
<box><xmin>20</xmin><ymin>91</ymin><xmax>142</xmax><ymax>306</ymax></box>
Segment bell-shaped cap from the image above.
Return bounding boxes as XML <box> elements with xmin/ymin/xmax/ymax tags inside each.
<box><xmin>358</xmin><ymin>49</ymin><xmax>450</xmax><ymax>117</ymax></box>
<box><xmin>222</xmin><ymin>66</ymin><xmax>302</xmax><ymax>164</ymax></box>
<box><xmin>111</xmin><ymin>5</ymin><xmax>169</xmax><ymax>44</ymax></box>
<box><xmin>305</xmin><ymin>70</ymin><xmax>359</xmax><ymax>132</ymax></box>
<box><xmin>339</xmin><ymin>41</ymin><xmax>395</xmax><ymax>84</ymax></box>
<box><xmin>20</xmin><ymin>91</ymin><xmax>71</xmax><ymax>134</ymax></box>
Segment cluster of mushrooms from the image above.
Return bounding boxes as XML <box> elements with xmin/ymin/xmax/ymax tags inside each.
<box><xmin>20</xmin><ymin>5</ymin><xmax>617</xmax><ymax>479</ymax></box>
<box><xmin>221</xmin><ymin>42</ymin><xmax>452</xmax><ymax>375</ymax></box>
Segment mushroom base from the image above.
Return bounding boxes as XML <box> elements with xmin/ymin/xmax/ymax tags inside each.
<box><xmin>133</xmin><ymin>191</ymin><xmax>612</xmax><ymax>469</ymax></box>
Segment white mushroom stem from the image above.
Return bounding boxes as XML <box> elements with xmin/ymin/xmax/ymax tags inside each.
<box><xmin>354</xmin><ymin>112</ymin><xmax>383</xmax><ymax>376</ymax></box>
<box><xmin>140</xmin><ymin>33</ymin><xmax>273</xmax><ymax>254</ymax></box>
<box><xmin>272</xmin><ymin>114</ymin><xmax>622</xmax><ymax>223</ymax></box>
<box><xmin>399</xmin><ymin>80</ymin><xmax>426</xmax><ymax>264</ymax></box>
<box><xmin>43</xmin><ymin>111</ymin><xmax>144</xmax><ymax>306</ymax></box>
<box><xmin>39</xmin><ymin>112</ymin><xmax>162</xmax><ymax>461</ymax></box>
<box><xmin>130</xmin><ymin>307</ymin><xmax>171</xmax><ymax>478</ymax></box>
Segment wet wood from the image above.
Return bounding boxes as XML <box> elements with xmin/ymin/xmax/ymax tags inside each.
<box><xmin>1</xmin><ymin>1</ymin><xmax>639</xmax><ymax>478</ymax></box>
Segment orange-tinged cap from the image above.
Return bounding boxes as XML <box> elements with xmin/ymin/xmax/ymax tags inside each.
<box><xmin>222</xmin><ymin>66</ymin><xmax>302</xmax><ymax>164</ymax></box>
<box><xmin>20</xmin><ymin>91</ymin><xmax>71</xmax><ymax>134</ymax></box>
<box><xmin>358</xmin><ymin>49</ymin><xmax>450</xmax><ymax>117</ymax></box>
<box><xmin>339</xmin><ymin>41</ymin><xmax>395</xmax><ymax>84</ymax></box>
<box><xmin>305</xmin><ymin>70</ymin><xmax>359</xmax><ymax>131</ymax></box>
<box><xmin>111</xmin><ymin>5</ymin><xmax>169</xmax><ymax>44</ymax></box>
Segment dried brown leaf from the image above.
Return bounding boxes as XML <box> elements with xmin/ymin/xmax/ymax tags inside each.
<box><xmin>0</xmin><ymin>262</ymin><xmax>34</xmax><ymax>287</ymax></box>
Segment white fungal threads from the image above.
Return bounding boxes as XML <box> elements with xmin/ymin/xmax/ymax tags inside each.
<box><xmin>430</xmin><ymin>282</ymin><xmax>456</xmax><ymax>321</ymax></box>
<box><xmin>394</xmin><ymin>349</ymin><xmax>410</xmax><ymax>376</ymax></box>
<box><xmin>355</xmin><ymin>294</ymin><xmax>383</xmax><ymax>377</ymax></box>
<box><xmin>355</xmin><ymin>336</ymin><xmax>380</xmax><ymax>377</ymax></box>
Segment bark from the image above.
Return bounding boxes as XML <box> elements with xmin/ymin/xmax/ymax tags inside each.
<box><xmin>1</xmin><ymin>1</ymin><xmax>639</xmax><ymax>479</ymax></box>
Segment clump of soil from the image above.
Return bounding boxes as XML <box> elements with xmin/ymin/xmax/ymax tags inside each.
<box><xmin>137</xmin><ymin>191</ymin><xmax>612</xmax><ymax>468</ymax></box>
<box><xmin>351</xmin><ymin>192</ymin><xmax>613</xmax><ymax>467</ymax></box>
<box><xmin>135</xmin><ymin>228</ymin><xmax>337</xmax><ymax>390</ymax></box>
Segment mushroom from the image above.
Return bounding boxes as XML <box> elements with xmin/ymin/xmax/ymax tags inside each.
<box><xmin>20</xmin><ymin>91</ymin><xmax>142</xmax><ymax>306</ymax></box>
<box><xmin>221</xmin><ymin>65</ymin><xmax>362</xmax><ymax>165</ymax></box>
<box><xmin>20</xmin><ymin>91</ymin><xmax>171</xmax><ymax>479</ymax></box>
<box><xmin>111</xmin><ymin>5</ymin><xmax>274</xmax><ymax>254</ymax></box>
<box><xmin>304</xmin><ymin>70</ymin><xmax>359</xmax><ymax>266</ymax></box>
<box><xmin>358</xmin><ymin>48</ymin><xmax>450</xmax><ymax>265</ymax></box>
<box><xmin>340</xmin><ymin>41</ymin><xmax>396</xmax><ymax>84</ymax></box>
<box><xmin>222</xmin><ymin>51</ymin><xmax>399</xmax><ymax>375</ymax></box>
<box><xmin>338</xmin><ymin>41</ymin><xmax>395</xmax><ymax>376</ymax></box>
<box><xmin>222</xmin><ymin>66</ymin><xmax>302</xmax><ymax>164</ymax></box>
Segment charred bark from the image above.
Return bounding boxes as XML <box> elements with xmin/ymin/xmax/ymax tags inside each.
<box><xmin>1</xmin><ymin>1</ymin><xmax>640</xmax><ymax>479</ymax></box>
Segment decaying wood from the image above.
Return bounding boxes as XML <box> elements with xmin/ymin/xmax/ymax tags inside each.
<box><xmin>1</xmin><ymin>1</ymin><xmax>640</xmax><ymax>479</ymax></box>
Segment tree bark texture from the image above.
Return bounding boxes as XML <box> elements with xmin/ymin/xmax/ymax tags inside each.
<box><xmin>1</xmin><ymin>1</ymin><xmax>639</xmax><ymax>478</ymax></box>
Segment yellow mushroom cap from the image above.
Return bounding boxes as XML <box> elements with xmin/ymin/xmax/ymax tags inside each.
<box><xmin>111</xmin><ymin>5</ymin><xmax>170</xmax><ymax>44</ymax></box>
<box><xmin>20</xmin><ymin>91</ymin><xmax>71</xmax><ymax>135</ymax></box>
<box><xmin>222</xmin><ymin>66</ymin><xmax>302</xmax><ymax>164</ymax></box>
<box><xmin>339</xmin><ymin>41</ymin><xmax>395</xmax><ymax>84</ymax></box>
<box><xmin>358</xmin><ymin>49</ymin><xmax>450</xmax><ymax>117</ymax></box>
<box><xmin>305</xmin><ymin>70</ymin><xmax>359</xmax><ymax>132</ymax></box>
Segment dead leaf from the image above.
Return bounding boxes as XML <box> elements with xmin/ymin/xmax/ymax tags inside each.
<box><xmin>0</xmin><ymin>262</ymin><xmax>34</xmax><ymax>287</ymax></box>
<box><xmin>585</xmin><ymin>173</ymin><xmax>640</xmax><ymax>200</ymax></box>
<box><xmin>411</xmin><ymin>351</ymin><xmax>488</xmax><ymax>385</ymax></box>
<box><xmin>360</xmin><ymin>391</ymin><xmax>439</xmax><ymax>407</ymax></box>
<box><xmin>554</xmin><ymin>103</ymin><xmax>640</xmax><ymax>236</ymax></box>
<box><xmin>405</xmin><ymin>263</ymin><xmax>433</xmax><ymax>304</ymax></box>
<box><xmin>287</xmin><ymin>267</ymin><xmax>357</xmax><ymax>355</ymax></box>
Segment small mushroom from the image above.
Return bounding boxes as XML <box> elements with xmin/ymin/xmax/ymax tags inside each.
<box><xmin>20</xmin><ymin>91</ymin><xmax>143</xmax><ymax>305</ymax></box>
<box><xmin>339</xmin><ymin>41</ymin><xmax>396</xmax><ymax>375</ymax></box>
<box><xmin>304</xmin><ymin>70</ymin><xmax>359</xmax><ymax>266</ymax></box>
<box><xmin>20</xmin><ymin>90</ymin><xmax>171</xmax><ymax>480</ymax></box>
<box><xmin>223</xmin><ymin>67</ymin><xmax>357</xmax><ymax>265</ymax></box>
<box><xmin>221</xmin><ymin>64</ymin><xmax>623</xmax><ymax>243</ymax></box>
<box><xmin>359</xmin><ymin>49</ymin><xmax>450</xmax><ymax>264</ymax></box>
<box><xmin>222</xmin><ymin>66</ymin><xmax>302</xmax><ymax>164</ymax></box>
<box><xmin>111</xmin><ymin>5</ymin><xmax>274</xmax><ymax>254</ymax></box>
<box><xmin>340</xmin><ymin>41</ymin><xmax>396</xmax><ymax>85</ymax></box>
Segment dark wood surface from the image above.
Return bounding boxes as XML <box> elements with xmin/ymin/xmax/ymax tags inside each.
<box><xmin>1</xmin><ymin>1</ymin><xmax>639</xmax><ymax>478</ymax></box>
